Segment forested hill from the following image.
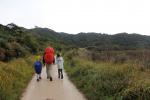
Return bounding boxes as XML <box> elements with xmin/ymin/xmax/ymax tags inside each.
<box><xmin>1</xmin><ymin>23</ymin><xmax>150</xmax><ymax>61</ymax></box>
<box><xmin>30</xmin><ymin>27</ymin><xmax>150</xmax><ymax>50</ymax></box>
<box><xmin>0</xmin><ymin>24</ymin><xmax>65</xmax><ymax>61</ymax></box>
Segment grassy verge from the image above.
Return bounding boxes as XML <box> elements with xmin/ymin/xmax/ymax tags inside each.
<box><xmin>65</xmin><ymin>56</ymin><xmax>150</xmax><ymax>100</ymax></box>
<box><xmin>0</xmin><ymin>57</ymin><xmax>34</xmax><ymax>100</ymax></box>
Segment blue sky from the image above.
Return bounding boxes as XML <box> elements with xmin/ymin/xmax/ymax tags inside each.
<box><xmin>0</xmin><ymin>0</ymin><xmax>150</xmax><ymax>35</ymax></box>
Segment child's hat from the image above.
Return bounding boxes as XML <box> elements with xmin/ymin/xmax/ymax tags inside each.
<box><xmin>35</xmin><ymin>55</ymin><xmax>41</xmax><ymax>61</ymax></box>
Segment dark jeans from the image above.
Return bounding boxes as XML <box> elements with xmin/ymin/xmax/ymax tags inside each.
<box><xmin>58</xmin><ymin>69</ymin><xmax>63</xmax><ymax>79</ymax></box>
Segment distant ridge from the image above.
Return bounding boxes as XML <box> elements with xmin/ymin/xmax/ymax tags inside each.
<box><xmin>1</xmin><ymin>23</ymin><xmax>150</xmax><ymax>61</ymax></box>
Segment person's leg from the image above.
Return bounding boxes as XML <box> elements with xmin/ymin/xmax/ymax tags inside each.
<box><xmin>39</xmin><ymin>73</ymin><xmax>42</xmax><ymax>79</ymax></box>
<box><xmin>46</xmin><ymin>64</ymin><xmax>50</xmax><ymax>79</ymax></box>
<box><xmin>36</xmin><ymin>74</ymin><xmax>39</xmax><ymax>81</ymax></box>
<box><xmin>60</xmin><ymin>69</ymin><xmax>63</xmax><ymax>79</ymax></box>
<box><xmin>58</xmin><ymin>69</ymin><xmax>60</xmax><ymax>78</ymax></box>
<box><xmin>49</xmin><ymin>64</ymin><xmax>53</xmax><ymax>81</ymax></box>
<box><xmin>39</xmin><ymin>67</ymin><xmax>42</xmax><ymax>79</ymax></box>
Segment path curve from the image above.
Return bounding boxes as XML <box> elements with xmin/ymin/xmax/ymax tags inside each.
<box><xmin>21</xmin><ymin>65</ymin><xmax>86</xmax><ymax>100</ymax></box>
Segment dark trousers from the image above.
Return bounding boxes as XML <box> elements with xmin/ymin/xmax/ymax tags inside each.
<box><xmin>58</xmin><ymin>69</ymin><xmax>63</xmax><ymax>79</ymax></box>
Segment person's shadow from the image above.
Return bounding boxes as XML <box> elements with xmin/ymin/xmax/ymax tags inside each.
<box><xmin>46</xmin><ymin>98</ymin><xmax>53</xmax><ymax>100</ymax></box>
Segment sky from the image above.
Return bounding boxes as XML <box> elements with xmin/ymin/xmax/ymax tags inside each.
<box><xmin>0</xmin><ymin>0</ymin><xmax>150</xmax><ymax>35</ymax></box>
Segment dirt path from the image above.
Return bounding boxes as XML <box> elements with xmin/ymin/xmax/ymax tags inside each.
<box><xmin>21</xmin><ymin>65</ymin><xmax>86</xmax><ymax>100</ymax></box>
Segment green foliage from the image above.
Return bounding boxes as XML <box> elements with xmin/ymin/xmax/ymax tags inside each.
<box><xmin>23</xmin><ymin>34</ymin><xmax>39</xmax><ymax>53</ymax></box>
<box><xmin>64</xmin><ymin>49</ymin><xmax>150</xmax><ymax>100</ymax></box>
<box><xmin>0</xmin><ymin>57</ymin><xmax>34</xmax><ymax>100</ymax></box>
<box><xmin>1</xmin><ymin>23</ymin><xmax>150</xmax><ymax>61</ymax></box>
<box><xmin>30</xmin><ymin>27</ymin><xmax>150</xmax><ymax>50</ymax></box>
<box><xmin>29</xmin><ymin>28</ymin><xmax>73</xmax><ymax>50</ymax></box>
<box><xmin>0</xmin><ymin>24</ymin><xmax>72</xmax><ymax>61</ymax></box>
<box><xmin>0</xmin><ymin>24</ymin><xmax>59</xmax><ymax>61</ymax></box>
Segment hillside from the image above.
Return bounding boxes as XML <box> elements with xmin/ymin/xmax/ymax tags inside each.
<box><xmin>29</xmin><ymin>28</ymin><xmax>72</xmax><ymax>46</ymax></box>
<box><xmin>0</xmin><ymin>24</ymin><xmax>63</xmax><ymax>61</ymax></box>
<box><xmin>0</xmin><ymin>24</ymin><xmax>33</xmax><ymax>61</ymax></box>
<box><xmin>1</xmin><ymin>23</ymin><xmax>150</xmax><ymax>61</ymax></box>
<box><xmin>29</xmin><ymin>28</ymin><xmax>150</xmax><ymax>50</ymax></box>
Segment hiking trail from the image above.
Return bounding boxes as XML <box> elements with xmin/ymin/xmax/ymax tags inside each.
<box><xmin>21</xmin><ymin>65</ymin><xmax>86</xmax><ymax>100</ymax></box>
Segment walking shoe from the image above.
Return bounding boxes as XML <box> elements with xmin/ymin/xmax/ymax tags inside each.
<box><xmin>47</xmin><ymin>76</ymin><xmax>49</xmax><ymax>79</ymax></box>
<box><xmin>37</xmin><ymin>79</ymin><xmax>39</xmax><ymax>82</ymax></box>
<box><xmin>61</xmin><ymin>75</ymin><xmax>63</xmax><ymax>79</ymax></box>
<box><xmin>50</xmin><ymin>77</ymin><xmax>53</xmax><ymax>81</ymax></box>
<box><xmin>39</xmin><ymin>77</ymin><xmax>42</xmax><ymax>79</ymax></box>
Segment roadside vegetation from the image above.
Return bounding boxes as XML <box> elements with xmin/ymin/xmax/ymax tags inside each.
<box><xmin>65</xmin><ymin>48</ymin><xmax>150</xmax><ymax>100</ymax></box>
<box><xmin>0</xmin><ymin>57</ymin><xmax>34</xmax><ymax>100</ymax></box>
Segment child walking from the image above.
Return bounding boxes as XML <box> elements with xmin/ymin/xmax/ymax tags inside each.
<box><xmin>56</xmin><ymin>53</ymin><xmax>64</xmax><ymax>79</ymax></box>
<box><xmin>34</xmin><ymin>56</ymin><xmax>42</xmax><ymax>81</ymax></box>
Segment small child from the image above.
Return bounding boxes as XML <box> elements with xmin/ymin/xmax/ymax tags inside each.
<box><xmin>34</xmin><ymin>55</ymin><xmax>42</xmax><ymax>81</ymax></box>
<box><xmin>56</xmin><ymin>53</ymin><xmax>64</xmax><ymax>79</ymax></box>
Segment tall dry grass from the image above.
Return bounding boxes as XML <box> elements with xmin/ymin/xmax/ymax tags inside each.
<box><xmin>0</xmin><ymin>57</ymin><xmax>34</xmax><ymax>100</ymax></box>
<box><xmin>65</xmin><ymin>49</ymin><xmax>150</xmax><ymax>100</ymax></box>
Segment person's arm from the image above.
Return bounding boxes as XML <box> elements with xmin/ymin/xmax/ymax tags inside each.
<box><xmin>53</xmin><ymin>56</ymin><xmax>55</xmax><ymax>64</ymax></box>
<box><xmin>61</xmin><ymin>57</ymin><xmax>64</xmax><ymax>69</ymax></box>
<box><xmin>62</xmin><ymin>57</ymin><xmax>64</xmax><ymax>63</ymax></box>
<box><xmin>54</xmin><ymin>56</ymin><xmax>57</xmax><ymax>65</ymax></box>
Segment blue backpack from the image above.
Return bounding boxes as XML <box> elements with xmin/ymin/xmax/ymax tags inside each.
<box><xmin>34</xmin><ymin>61</ymin><xmax>42</xmax><ymax>74</ymax></box>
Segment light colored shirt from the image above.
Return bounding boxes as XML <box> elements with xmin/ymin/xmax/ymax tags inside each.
<box><xmin>56</xmin><ymin>57</ymin><xmax>64</xmax><ymax>69</ymax></box>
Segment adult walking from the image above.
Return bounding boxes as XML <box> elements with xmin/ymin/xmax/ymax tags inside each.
<box><xmin>43</xmin><ymin>45</ymin><xmax>55</xmax><ymax>81</ymax></box>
